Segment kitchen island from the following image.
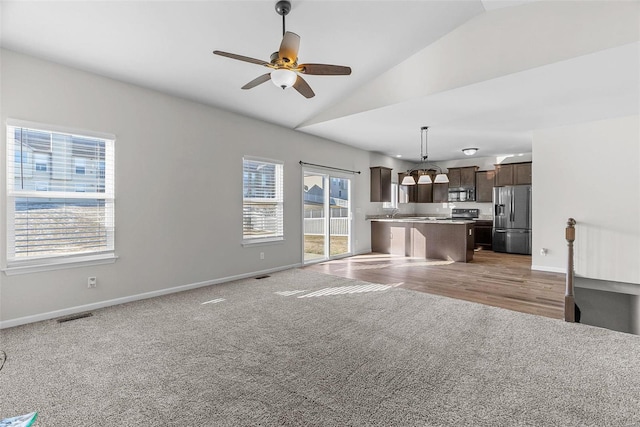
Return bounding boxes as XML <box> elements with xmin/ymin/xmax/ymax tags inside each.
<box><xmin>371</xmin><ymin>218</ymin><xmax>475</xmax><ymax>262</ymax></box>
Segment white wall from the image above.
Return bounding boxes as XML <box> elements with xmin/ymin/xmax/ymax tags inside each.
<box><xmin>532</xmin><ymin>115</ymin><xmax>640</xmax><ymax>284</ymax></box>
<box><xmin>0</xmin><ymin>50</ymin><xmax>396</xmax><ymax>325</ymax></box>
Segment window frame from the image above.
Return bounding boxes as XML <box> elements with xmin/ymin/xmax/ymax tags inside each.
<box><xmin>3</xmin><ymin>119</ymin><xmax>117</xmax><ymax>275</ymax></box>
<box><xmin>242</xmin><ymin>156</ymin><xmax>284</xmax><ymax>245</ymax></box>
<box><xmin>382</xmin><ymin>183</ymin><xmax>399</xmax><ymax>209</ymax></box>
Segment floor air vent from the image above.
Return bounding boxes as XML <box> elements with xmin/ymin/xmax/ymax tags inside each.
<box><xmin>57</xmin><ymin>312</ymin><xmax>93</xmax><ymax>323</ymax></box>
<box><xmin>255</xmin><ymin>275</ymin><xmax>271</xmax><ymax>280</ymax></box>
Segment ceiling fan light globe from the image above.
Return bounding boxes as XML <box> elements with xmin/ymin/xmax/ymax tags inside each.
<box><xmin>271</xmin><ymin>69</ymin><xmax>297</xmax><ymax>89</ymax></box>
<box><xmin>462</xmin><ymin>148</ymin><xmax>478</xmax><ymax>156</ymax></box>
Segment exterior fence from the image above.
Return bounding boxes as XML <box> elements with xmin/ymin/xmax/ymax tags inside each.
<box><xmin>304</xmin><ymin>208</ymin><xmax>348</xmax><ymax>218</ymax></box>
<box><xmin>304</xmin><ymin>218</ymin><xmax>349</xmax><ymax>236</ymax></box>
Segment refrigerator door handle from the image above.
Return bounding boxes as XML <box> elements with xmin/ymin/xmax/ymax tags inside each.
<box><xmin>510</xmin><ymin>195</ymin><xmax>515</xmax><ymax>223</ymax></box>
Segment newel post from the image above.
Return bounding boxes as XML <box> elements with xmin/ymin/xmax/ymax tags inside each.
<box><xmin>564</xmin><ymin>218</ymin><xmax>577</xmax><ymax>322</ymax></box>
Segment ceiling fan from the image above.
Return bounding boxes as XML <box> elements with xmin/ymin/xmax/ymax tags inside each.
<box><xmin>213</xmin><ymin>0</ymin><xmax>351</xmax><ymax>99</ymax></box>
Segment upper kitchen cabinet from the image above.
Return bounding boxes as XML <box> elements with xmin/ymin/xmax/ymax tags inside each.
<box><xmin>414</xmin><ymin>171</ymin><xmax>433</xmax><ymax>203</ymax></box>
<box><xmin>447</xmin><ymin>166</ymin><xmax>478</xmax><ymax>202</ymax></box>
<box><xmin>398</xmin><ymin>172</ymin><xmax>416</xmax><ymax>203</ymax></box>
<box><xmin>494</xmin><ymin>162</ymin><xmax>532</xmax><ymax>186</ymax></box>
<box><xmin>447</xmin><ymin>166</ymin><xmax>478</xmax><ymax>189</ymax></box>
<box><xmin>514</xmin><ymin>162</ymin><xmax>532</xmax><ymax>185</ymax></box>
<box><xmin>370</xmin><ymin>166</ymin><xmax>392</xmax><ymax>202</ymax></box>
<box><xmin>421</xmin><ymin>169</ymin><xmax>449</xmax><ymax>203</ymax></box>
<box><xmin>412</xmin><ymin>171</ymin><xmax>435</xmax><ymax>203</ymax></box>
<box><xmin>398</xmin><ymin>171</ymin><xmax>434</xmax><ymax>203</ymax></box>
<box><xmin>447</xmin><ymin>168</ymin><xmax>462</xmax><ymax>188</ymax></box>
<box><xmin>433</xmin><ymin>181</ymin><xmax>449</xmax><ymax>203</ymax></box>
<box><xmin>475</xmin><ymin>170</ymin><xmax>496</xmax><ymax>202</ymax></box>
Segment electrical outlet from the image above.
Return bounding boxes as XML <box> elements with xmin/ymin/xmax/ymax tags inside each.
<box><xmin>260</xmin><ymin>252</ymin><xmax>265</xmax><ymax>260</ymax></box>
<box><xmin>88</xmin><ymin>277</ymin><xmax>97</xmax><ymax>288</ymax></box>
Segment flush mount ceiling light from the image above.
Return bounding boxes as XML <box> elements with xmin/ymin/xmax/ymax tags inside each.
<box><xmin>401</xmin><ymin>126</ymin><xmax>449</xmax><ymax>186</ymax></box>
<box><xmin>462</xmin><ymin>148</ymin><xmax>479</xmax><ymax>156</ymax></box>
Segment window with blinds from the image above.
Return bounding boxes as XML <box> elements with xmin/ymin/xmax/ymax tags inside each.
<box><xmin>5</xmin><ymin>122</ymin><xmax>115</xmax><ymax>265</ymax></box>
<box><xmin>242</xmin><ymin>157</ymin><xmax>284</xmax><ymax>243</ymax></box>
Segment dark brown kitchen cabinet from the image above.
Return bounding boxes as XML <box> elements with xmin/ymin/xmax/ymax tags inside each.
<box><xmin>494</xmin><ymin>162</ymin><xmax>532</xmax><ymax>186</ymax></box>
<box><xmin>415</xmin><ymin>169</ymin><xmax>448</xmax><ymax>203</ymax></box>
<box><xmin>372</xmin><ymin>220</ymin><xmax>474</xmax><ymax>262</ymax></box>
<box><xmin>398</xmin><ymin>172</ymin><xmax>416</xmax><ymax>203</ymax></box>
<box><xmin>398</xmin><ymin>171</ymin><xmax>434</xmax><ymax>203</ymax></box>
<box><xmin>432</xmin><ymin>182</ymin><xmax>449</xmax><ymax>203</ymax></box>
<box><xmin>389</xmin><ymin>223</ymin><xmax>412</xmax><ymax>256</ymax></box>
<box><xmin>371</xmin><ymin>221</ymin><xmax>411</xmax><ymax>256</ymax></box>
<box><xmin>370</xmin><ymin>166</ymin><xmax>392</xmax><ymax>202</ymax></box>
<box><xmin>371</xmin><ymin>221</ymin><xmax>391</xmax><ymax>253</ymax></box>
<box><xmin>514</xmin><ymin>162</ymin><xmax>532</xmax><ymax>185</ymax></box>
<box><xmin>447</xmin><ymin>168</ymin><xmax>462</xmax><ymax>188</ymax></box>
<box><xmin>494</xmin><ymin>164</ymin><xmax>514</xmax><ymax>186</ymax></box>
<box><xmin>414</xmin><ymin>171</ymin><xmax>433</xmax><ymax>203</ymax></box>
<box><xmin>474</xmin><ymin>220</ymin><xmax>493</xmax><ymax>250</ymax></box>
<box><xmin>447</xmin><ymin>166</ymin><xmax>478</xmax><ymax>189</ymax></box>
<box><xmin>475</xmin><ymin>170</ymin><xmax>495</xmax><ymax>202</ymax></box>
<box><xmin>412</xmin><ymin>222</ymin><xmax>474</xmax><ymax>262</ymax></box>
<box><xmin>460</xmin><ymin>167</ymin><xmax>477</xmax><ymax>187</ymax></box>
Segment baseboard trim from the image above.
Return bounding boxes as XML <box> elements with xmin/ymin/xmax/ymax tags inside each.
<box><xmin>0</xmin><ymin>263</ymin><xmax>301</xmax><ymax>329</ymax></box>
<box><xmin>575</xmin><ymin>276</ymin><xmax>640</xmax><ymax>296</ymax></box>
<box><xmin>531</xmin><ymin>265</ymin><xmax>566</xmax><ymax>274</ymax></box>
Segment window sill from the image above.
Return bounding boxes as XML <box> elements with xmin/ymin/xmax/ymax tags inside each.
<box><xmin>2</xmin><ymin>253</ymin><xmax>118</xmax><ymax>276</ymax></box>
<box><xmin>242</xmin><ymin>238</ymin><xmax>285</xmax><ymax>247</ymax></box>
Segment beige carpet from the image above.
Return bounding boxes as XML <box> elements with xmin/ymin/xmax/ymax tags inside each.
<box><xmin>1</xmin><ymin>268</ymin><xmax>639</xmax><ymax>426</ymax></box>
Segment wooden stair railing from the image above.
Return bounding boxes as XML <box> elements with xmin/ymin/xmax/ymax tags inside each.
<box><xmin>565</xmin><ymin>218</ymin><xmax>577</xmax><ymax>322</ymax></box>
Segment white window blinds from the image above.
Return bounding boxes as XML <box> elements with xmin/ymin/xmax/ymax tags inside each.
<box><xmin>6</xmin><ymin>122</ymin><xmax>115</xmax><ymax>264</ymax></box>
<box><xmin>242</xmin><ymin>157</ymin><xmax>284</xmax><ymax>243</ymax></box>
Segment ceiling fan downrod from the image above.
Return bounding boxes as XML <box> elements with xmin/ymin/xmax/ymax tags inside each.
<box><xmin>275</xmin><ymin>0</ymin><xmax>291</xmax><ymax>36</ymax></box>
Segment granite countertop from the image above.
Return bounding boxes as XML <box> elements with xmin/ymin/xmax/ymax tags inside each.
<box><xmin>367</xmin><ymin>214</ymin><xmax>492</xmax><ymax>224</ymax></box>
<box><xmin>369</xmin><ymin>217</ymin><xmax>475</xmax><ymax>224</ymax></box>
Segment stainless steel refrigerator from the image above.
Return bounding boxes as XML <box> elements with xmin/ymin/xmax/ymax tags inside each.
<box><xmin>493</xmin><ymin>185</ymin><xmax>532</xmax><ymax>254</ymax></box>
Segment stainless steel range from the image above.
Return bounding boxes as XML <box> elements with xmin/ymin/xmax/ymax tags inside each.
<box><xmin>451</xmin><ymin>208</ymin><xmax>479</xmax><ymax>220</ymax></box>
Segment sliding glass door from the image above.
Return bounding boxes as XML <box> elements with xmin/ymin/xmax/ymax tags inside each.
<box><xmin>303</xmin><ymin>171</ymin><xmax>352</xmax><ymax>263</ymax></box>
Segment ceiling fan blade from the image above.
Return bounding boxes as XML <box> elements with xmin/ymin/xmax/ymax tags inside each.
<box><xmin>293</xmin><ymin>75</ymin><xmax>315</xmax><ymax>99</ymax></box>
<box><xmin>213</xmin><ymin>50</ymin><xmax>270</xmax><ymax>67</ymax></box>
<box><xmin>278</xmin><ymin>31</ymin><xmax>300</xmax><ymax>64</ymax></box>
<box><xmin>241</xmin><ymin>73</ymin><xmax>272</xmax><ymax>90</ymax></box>
<box><xmin>299</xmin><ymin>63</ymin><xmax>352</xmax><ymax>76</ymax></box>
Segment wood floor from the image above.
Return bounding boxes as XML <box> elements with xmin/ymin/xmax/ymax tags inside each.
<box><xmin>304</xmin><ymin>250</ymin><xmax>566</xmax><ymax>319</ymax></box>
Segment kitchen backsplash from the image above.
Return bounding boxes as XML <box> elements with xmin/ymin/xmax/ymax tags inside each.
<box><xmin>414</xmin><ymin>202</ymin><xmax>493</xmax><ymax>217</ymax></box>
<box><xmin>373</xmin><ymin>202</ymin><xmax>493</xmax><ymax>219</ymax></box>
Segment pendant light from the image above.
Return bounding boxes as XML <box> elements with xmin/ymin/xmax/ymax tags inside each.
<box><xmin>401</xmin><ymin>174</ymin><xmax>417</xmax><ymax>185</ymax></box>
<box><xmin>401</xmin><ymin>126</ymin><xmax>449</xmax><ymax>185</ymax></box>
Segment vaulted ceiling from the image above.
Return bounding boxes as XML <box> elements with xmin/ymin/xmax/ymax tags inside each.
<box><xmin>1</xmin><ymin>1</ymin><xmax>638</xmax><ymax>161</ymax></box>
